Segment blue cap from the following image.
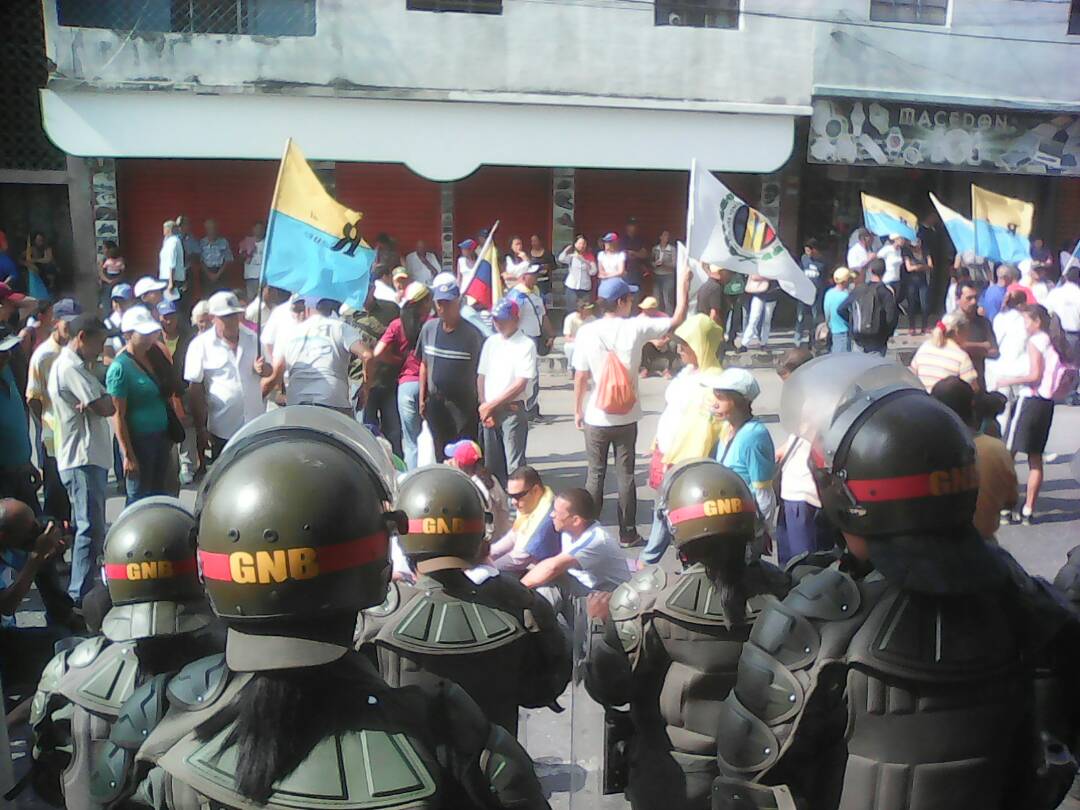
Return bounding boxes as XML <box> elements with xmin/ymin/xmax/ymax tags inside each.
<box><xmin>597</xmin><ymin>277</ymin><xmax>638</xmax><ymax>301</ymax></box>
<box><xmin>433</xmin><ymin>280</ymin><xmax>461</xmax><ymax>302</ymax></box>
<box><xmin>457</xmin><ymin>238</ymin><xmax>478</xmax><ymax>250</ymax></box>
<box><xmin>601</xmin><ymin>232</ymin><xmax>619</xmax><ymax>243</ymax></box>
<box><xmin>156</xmin><ymin>299</ymin><xmax>178</xmax><ymax>316</ymax></box>
<box><xmin>52</xmin><ymin>298</ymin><xmax>82</xmax><ymax>321</ymax></box>
<box><xmin>110</xmin><ymin>283</ymin><xmax>134</xmax><ymax>301</ymax></box>
<box><xmin>492</xmin><ymin>298</ymin><xmax>520</xmax><ymax>321</ymax></box>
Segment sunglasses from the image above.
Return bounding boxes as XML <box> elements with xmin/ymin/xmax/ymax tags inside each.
<box><xmin>506</xmin><ymin>489</ymin><xmax>532</xmax><ymax>501</ymax></box>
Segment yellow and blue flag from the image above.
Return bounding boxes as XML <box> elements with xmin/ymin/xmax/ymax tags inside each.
<box><xmin>861</xmin><ymin>193</ymin><xmax>918</xmax><ymax>241</ymax></box>
<box><xmin>929</xmin><ymin>193</ymin><xmax>976</xmax><ymax>257</ymax></box>
<box><xmin>263</xmin><ymin>140</ymin><xmax>375</xmax><ymax>309</ymax></box>
<box><xmin>971</xmin><ymin>185</ymin><xmax>1033</xmax><ymax>265</ymax></box>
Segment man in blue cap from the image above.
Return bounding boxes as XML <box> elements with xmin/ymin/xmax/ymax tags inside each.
<box><xmin>572</xmin><ymin>271</ymin><xmax>691</xmax><ymax>547</ymax></box>
<box><xmin>416</xmin><ymin>277</ymin><xmax>485</xmax><ymax>462</ymax></box>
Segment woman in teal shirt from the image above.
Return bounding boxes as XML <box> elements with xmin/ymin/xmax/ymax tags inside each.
<box><xmin>823</xmin><ymin>267</ymin><xmax>853</xmax><ymax>353</ymax></box>
<box><xmin>107</xmin><ymin>307</ymin><xmax>171</xmax><ymax>504</ymax></box>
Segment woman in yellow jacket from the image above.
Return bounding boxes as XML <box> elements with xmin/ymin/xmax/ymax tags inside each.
<box><xmin>639</xmin><ymin>313</ymin><xmax>726</xmax><ymax>565</ymax></box>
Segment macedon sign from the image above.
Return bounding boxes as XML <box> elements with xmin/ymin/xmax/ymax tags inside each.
<box><xmin>808</xmin><ymin>98</ymin><xmax>1080</xmax><ymax>177</ymax></box>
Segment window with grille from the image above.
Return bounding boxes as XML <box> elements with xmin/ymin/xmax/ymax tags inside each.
<box><xmin>56</xmin><ymin>0</ymin><xmax>316</xmax><ymax>36</ymax></box>
<box><xmin>870</xmin><ymin>0</ymin><xmax>948</xmax><ymax>25</ymax></box>
<box><xmin>406</xmin><ymin>0</ymin><xmax>503</xmax><ymax>14</ymax></box>
<box><xmin>1070</xmin><ymin>0</ymin><xmax>1080</xmax><ymax>34</ymax></box>
<box><xmin>655</xmin><ymin>0</ymin><xmax>739</xmax><ymax>29</ymax></box>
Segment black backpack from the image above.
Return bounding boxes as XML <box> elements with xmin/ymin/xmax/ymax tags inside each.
<box><xmin>850</xmin><ymin>286</ymin><xmax>885</xmax><ymax>338</ymax></box>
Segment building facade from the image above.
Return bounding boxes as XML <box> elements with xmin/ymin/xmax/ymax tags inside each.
<box><xmin>17</xmin><ymin>0</ymin><xmax>1080</xmax><ymax>304</ymax></box>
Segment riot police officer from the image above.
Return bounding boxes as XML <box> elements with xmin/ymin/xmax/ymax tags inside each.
<box><xmin>31</xmin><ymin>496</ymin><xmax>219</xmax><ymax>809</ymax></box>
<box><xmin>92</xmin><ymin>407</ymin><xmax>549</xmax><ymax>810</ymax></box>
<box><xmin>712</xmin><ymin>357</ymin><xmax>1080</xmax><ymax>810</ymax></box>
<box><xmin>356</xmin><ymin>465</ymin><xmax>570</xmax><ymax>735</ymax></box>
<box><xmin>583</xmin><ymin>460</ymin><xmax>789</xmax><ymax>810</ymax></box>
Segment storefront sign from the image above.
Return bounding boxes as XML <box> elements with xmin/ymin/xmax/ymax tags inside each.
<box><xmin>808</xmin><ymin>98</ymin><xmax>1080</xmax><ymax>177</ymax></box>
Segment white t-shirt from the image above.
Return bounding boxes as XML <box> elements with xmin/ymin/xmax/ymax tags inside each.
<box><xmin>405</xmin><ymin>251</ymin><xmax>441</xmax><ymax>285</ymax></box>
<box><xmin>505</xmin><ymin>255</ymin><xmax>531</xmax><ymax>280</ymax></box>
<box><xmin>184</xmin><ymin>326</ymin><xmax>264</xmax><ymax>440</ymax></box>
<box><xmin>274</xmin><ymin>314</ymin><xmax>360</xmax><ymax>409</ymax></box>
<box><xmin>47</xmin><ymin>346</ymin><xmax>112</xmax><ymax>472</ymax></box>
<box><xmin>159</xmin><ymin>234</ymin><xmax>185</xmax><ymax>284</ymax></box>
<box><xmin>373</xmin><ymin>279</ymin><xmax>399</xmax><ymax>304</ymax></box>
<box><xmin>846</xmin><ymin>243</ymin><xmax>873</xmax><ymax>273</ymax></box>
<box><xmin>562</xmin><ymin>522</ymin><xmax>632</xmax><ymax>591</ymax></box>
<box><xmin>456</xmin><ymin>255</ymin><xmax>474</xmax><ymax>285</ymax></box>
<box><xmin>1047</xmin><ymin>282</ymin><xmax>1080</xmax><ymax>332</ymax></box>
<box><xmin>986</xmin><ymin>309</ymin><xmax>1029</xmax><ymax>392</ymax></box>
<box><xmin>243</xmin><ymin>238</ymin><xmax>265</xmax><ymax>281</ymax></box>
<box><xmin>572</xmin><ymin>315</ymin><xmax>672</xmax><ymax>427</ymax></box>
<box><xmin>778</xmin><ymin>435</ymin><xmax>821</xmax><ymax>507</ymax></box>
<box><xmin>26</xmin><ymin>336</ymin><xmax>63</xmax><ymax>453</ymax></box>
<box><xmin>597</xmin><ymin>250</ymin><xmax>626</xmax><ymax>280</ymax></box>
<box><xmin>562</xmin><ymin>312</ymin><xmax>593</xmax><ymax>340</ymax></box>
<box><xmin>1026</xmin><ymin>331</ymin><xmax>1058</xmax><ymax>399</ymax></box>
<box><xmin>876</xmin><ymin>244</ymin><xmax>904</xmax><ymax>285</ymax></box>
<box><xmin>509</xmin><ymin>286</ymin><xmax>546</xmax><ymax>339</ymax></box>
<box><xmin>478</xmin><ymin>330</ymin><xmax>537</xmax><ymax>405</ymax></box>
<box><xmin>261</xmin><ymin>301</ymin><xmax>299</xmax><ymax>358</ymax></box>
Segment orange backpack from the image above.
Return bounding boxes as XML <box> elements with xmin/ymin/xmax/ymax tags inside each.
<box><xmin>594</xmin><ymin>338</ymin><xmax>637</xmax><ymax>415</ymax></box>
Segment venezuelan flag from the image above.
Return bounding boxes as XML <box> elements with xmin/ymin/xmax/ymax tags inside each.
<box><xmin>929</xmin><ymin>193</ymin><xmax>976</xmax><ymax>257</ymax></box>
<box><xmin>262</xmin><ymin>140</ymin><xmax>375</xmax><ymax>309</ymax></box>
<box><xmin>464</xmin><ymin>222</ymin><xmax>502</xmax><ymax>310</ymax></box>
<box><xmin>971</xmin><ymin>185</ymin><xmax>1033</xmax><ymax>265</ymax></box>
<box><xmin>861</xmin><ymin>193</ymin><xmax>918</xmax><ymax>242</ymax></box>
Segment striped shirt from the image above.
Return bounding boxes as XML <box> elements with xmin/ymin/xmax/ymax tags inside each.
<box><xmin>910</xmin><ymin>338</ymin><xmax>977</xmax><ymax>392</ymax></box>
<box><xmin>415</xmin><ymin>317</ymin><xmax>484</xmax><ymax>400</ymax></box>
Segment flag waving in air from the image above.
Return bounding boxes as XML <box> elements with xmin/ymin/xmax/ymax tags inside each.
<box><xmin>464</xmin><ymin>222</ymin><xmax>502</xmax><ymax>310</ymax></box>
<box><xmin>262</xmin><ymin>139</ymin><xmax>375</xmax><ymax>310</ymax></box>
<box><xmin>928</xmin><ymin>193</ymin><xmax>976</xmax><ymax>257</ymax></box>
<box><xmin>686</xmin><ymin>160</ymin><xmax>815</xmax><ymax>305</ymax></box>
<box><xmin>860</xmin><ymin>194</ymin><xmax>918</xmax><ymax>241</ymax></box>
<box><xmin>972</xmin><ymin>185</ymin><xmax>1034</xmax><ymax>265</ymax></box>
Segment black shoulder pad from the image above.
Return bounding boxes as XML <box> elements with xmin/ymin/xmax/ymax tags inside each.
<box><xmin>89</xmin><ymin>741</ymin><xmax>130</xmax><ymax>805</ymax></box>
<box><xmin>715</xmin><ymin>693</ymin><xmax>781</xmax><ymax>776</ymax></box>
<box><xmin>732</xmin><ymin>643</ymin><xmax>804</xmax><ymax>726</ymax></box>
<box><xmin>111</xmin><ymin>673</ymin><xmax>170</xmax><ymax>750</ymax></box>
<box><xmin>166</xmin><ymin>654</ymin><xmax>229</xmax><ymax>711</ymax></box>
<box><xmin>748</xmin><ymin>598</ymin><xmax>821</xmax><ymax>671</ymax></box>
<box><xmin>784</xmin><ymin>567</ymin><xmax>860</xmax><ymax>622</ymax></box>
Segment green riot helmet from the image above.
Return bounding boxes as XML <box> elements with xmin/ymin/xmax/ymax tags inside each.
<box><xmin>396</xmin><ymin>466</ymin><xmax>487</xmax><ymax>561</ymax></box>
<box><xmin>661</xmin><ymin>460</ymin><xmax>756</xmax><ymax>550</ymax></box>
<box><xmin>101</xmin><ymin>496</ymin><xmax>211</xmax><ymax>642</ymax></box>
<box><xmin>195</xmin><ymin>406</ymin><xmax>401</xmax><ymax>670</ymax></box>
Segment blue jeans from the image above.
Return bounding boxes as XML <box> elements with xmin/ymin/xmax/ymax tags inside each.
<box><xmin>654</xmin><ymin>273</ymin><xmax>676</xmax><ymax>314</ymax></box>
<box><xmin>794</xmin><ymin>302</ymin><xmax>814</xmax><ymax>346</ymax></box>
<box><xmin>565</xmin><ymin>287</ymin><xmax>590</xmax><ymax>312</ymax></box>
<box><xmin>481</xmin><ymin>404</ymin><xmax>529</xmax><ymax>487</ymax></box>
<box><xmin>640</xmin><ymin>507</ymin><xmax>672</xmax><ymax>565</ymax></box>
<box><xmin>904</xmin><ymin>275</ymin><xmax>930</xmax><ymax>331</ymax></box>
<box><xmin>776</xmin><ymin>500</ymin><xmax>821</xmax><ymax>567</ymax></box>
<box><xmin>830</xmin><ymin>332</ymin><xmax>851</xmax><ymax>353</ymax></box>
<box><xmin>60</xmin><ymin>465</ymin><xmax>107</xmax><ymax>601</ymax></box>
<box><xmin>125</xmin><ymin>430</ymin><xmax>170</xmax><ymax>505</ymax></box>
<box><xmin>397</xmin><ymin>380</ymin><xmax>422</xmax><ymax>470</ymax></box>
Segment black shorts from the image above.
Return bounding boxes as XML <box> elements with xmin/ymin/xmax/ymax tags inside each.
<box><xmin>1006</xmin><ymin>395</ymin><xmax>1054</xmax><ymax>455</ymax></box>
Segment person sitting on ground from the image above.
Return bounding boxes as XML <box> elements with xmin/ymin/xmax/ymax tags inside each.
<box><xmin>445</xmin><ymin>439</ymin><xmax>511</xmax><ymax>541</ymax></box>
<box><xmin>638</xmin><ymin>297</ymin><xmax>677</xmax><ymax>379</ymax></box>
<box><xmin>488</xmin><ymin>465</ymin><xmax>559</xmax><ymax>573</ymax></box>
<box><xmin>562</xmin><ymin>297</ymin><xmax>594</xmax><ymax>378</ymax></box>
<box><xmin>909</xmin><ymin>310</ymin><xmax>980</xmax><ymax>393</ymax></box>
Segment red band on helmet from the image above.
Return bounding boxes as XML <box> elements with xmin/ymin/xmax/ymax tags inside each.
<box><xmin>847</xmin><ymin>466</ymin><xmax>977</xmax><ymax>502</ymax></box>
<box><xmin>104</xmin><ymin>558</ymin><xmax>197</xmax><ymax>581</ymax></box>
<box><xmin>406</xmin><ymin>518</ymin><xmax>486</xmax><ymax>535</ymax></box>
<box><xmin>667</xmin><ymin>498</ymin><xmax>754</xmax><ymax>525</ymax></box>
<box><xmin>197</xmin><ymin>532</ymin><xmax>388</xmax><ymax>583</ymax></box>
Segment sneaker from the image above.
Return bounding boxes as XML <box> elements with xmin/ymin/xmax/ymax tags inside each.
<box><xmin>619</xmin><ymin>532</ymin><xmax>645</xmax><ymax>549</ymax></box>
<box><xmin>1020</xmin><ymin>506</ymin><xmax>1035</xmax><ymax>526</ymax></box>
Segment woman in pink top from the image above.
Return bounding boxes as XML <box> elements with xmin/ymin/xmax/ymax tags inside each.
<box><xmin>374</xmin><ymin>282</ymin><xmax>431</xmax><ymax>470</ymax></box>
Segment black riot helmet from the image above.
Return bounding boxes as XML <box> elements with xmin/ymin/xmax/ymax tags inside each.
<box><xmin>661</xmin><ymin>460</ymin><xmax>756</xmax><ymax>551</ymax></box>
<box><xmin>100</xmin><ymin>496</ymin><xmax>211</xmax><ymax>642</ymax></box>
<box><xmin>195</xmin><ymin>406</ymin><xmax>402</xmax><ymax>670</ymax></box>
<box><xmin>396</xmin><ymin>466</ymin><xmax>488</xmax><ymax>562</ymax></box>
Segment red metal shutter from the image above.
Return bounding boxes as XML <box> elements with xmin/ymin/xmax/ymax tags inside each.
<box><xmin>334</xmin><ymin>163</ymin><xmax>442</xmax><ymax>254</ymax></box>
<box><xmin>453</xmin><ymin>167</ymin><xmax>552</xmax><ymax>253</ymax></box>
<box><xmin>1055</xmin><ymin>178</ymin><xmax>1080</xmax><ymax>254</ymax></box>
<box><xmin>117</xmin><ymin>159</ymin><xmax>278</xmax><ymax>289</ymax></box>
<box><xmin>575</xmin><ymin>169</ymin><xmax>689</xmax><ymax>247</ymax></box>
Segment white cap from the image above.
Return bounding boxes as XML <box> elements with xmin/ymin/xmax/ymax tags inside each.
<box><xmin>207</xmin><ymin>290</ymin><xmax>245</xmax><ymax>318</ymax></box>
<box><xmin>120</xmin><ymin>305</ymin><xmax>163</xmax><ymax>336</ymax></box>
<box><xmin>431</xmin><ymin>271</ymin><xmax>456</xmax><ymax>289</ymax></box>
<box><xmin>699</xmin><ymin>368</ymin><xmax>761</xmax><ymax>403</ymax></box>
<box><xmin>133</xmin><ymin>277</ymin><xmax>167</xmax><ymax>298</ymax></box>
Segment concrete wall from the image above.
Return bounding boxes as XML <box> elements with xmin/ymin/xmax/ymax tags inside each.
<box><xmin>42</xmin><ymin>0</ymin><xmax>1080</xmax><ymax>111</ymax></box>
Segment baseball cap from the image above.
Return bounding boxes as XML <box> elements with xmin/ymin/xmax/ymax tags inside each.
<box><xmin>0</xmin><ymin>326</ymin><xmax>19</xmax><ymax>352</ymax></box>
<box><xmin>699</xmin><ymin>367</ymin><xmax>761</xmax><ymax>403</ymax></box>
<box><xmin>433</xmin><ymin>279</ymin><xmax>461</xmax><ymax>302</ymax></box>
<box><xmin>133</xmin><ymin>277</ymin><xmax>167</xmax><ymax>298</ymax></box>
<box><xmin>639</xmin><ymin>296</ymin><xmax>659</xmax><ymax>311</ymax></box>
<box><xmin>67</xmin><ymin>314</ymin><xmax>108</xmax><ymax>338</ymax></box>
<box><xmin>597</xmin><ymin>277</ymin><xmax>638</xmax><ymax>302</ymax></box>
<box><xmin>0</xmin><ymin>282</ymin><xmax>26</xmax><ymax>304</ymax></box>
<box><xmin>52</xmin><ymin>298</ymin><xmax>82</xmax><ymax>321</ymax></box>
<box><xmin>833</xmin><ymin>267</ymin><xmax>852</xmax><ymax>284</ymax></box>
<box><xmin>120</xmin><ymin>306</ymin><xmax>162</xmax><ymax>336</ymax></box>
<box><xmin>156</xmin><ymin>299</ymin><xmax>178</xmax><ymax>317</ymax></box>
<box><xmin>110</xmin><ymin>283</ymin><xmax>134</xmax><ymax>301</ymax></box>
<box><xmin>492</xmin><ymin>298</ymin><xmax>520</xmax><ymax>321</ymax></box>
<box><xmin>601</xmin><ymin>232</ymin><xmax>619</xmax><ymax>244</ymax></box>
<box><xmin>523</xmin><ymin>263</ymin><xmax>543</xmax><ymax>276</ymax></box>
<box><xmin>207</xmin><ymin>290</ymin><xmax>245</xmax><ymax>317</ymax></box>
<box><xmin>391</xmin><ymin>266</ymin><xmax>409</xmax><ymax>281</ymax></box>
<box><xmin>403</xmin><ymin>281</ymin><xmax>430</xmax><ymax>304</ymax></box>
<box><xmin>457</xmin><ymin>238</ymin><xmax>478</xmax><ymax>250</ymax></box>
<box><xmin>445</xmin><ymin>439</ymin><xmax>482</xmax><ymax>467</ymax></box>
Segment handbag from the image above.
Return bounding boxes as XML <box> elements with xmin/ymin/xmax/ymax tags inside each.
<box><xmin>128</xmin><ymin>350</ymin><xmax>186</xmax><ymax>445</ymax></box>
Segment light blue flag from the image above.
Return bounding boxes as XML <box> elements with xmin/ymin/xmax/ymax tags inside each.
<box><xmin>929</xmin><ymin>193</ymin><xmax>976</xmax><ymax>257</ymax></box>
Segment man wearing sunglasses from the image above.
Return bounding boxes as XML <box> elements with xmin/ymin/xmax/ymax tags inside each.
<box><xmin>489</xmin><ymin>466</ymin><xmax>559</xmax><ymax>573</ymax></box>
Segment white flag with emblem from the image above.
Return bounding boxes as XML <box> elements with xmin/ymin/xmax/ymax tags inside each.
<box><xmin>686</xmin><ymin>159</ymin><xmax>816</xmax><ymax>305</ymax></box>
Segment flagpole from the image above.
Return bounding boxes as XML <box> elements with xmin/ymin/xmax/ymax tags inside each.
<box><xmin>257</xmin><ymin>138</ymin><xmax>292</xmax><ymax>351</ymax></box>
<box><xmin>970</xmin><ymin>185</ymin><xmax>979</xmax><ymax>261</ymax></box>
<box><xmin>463</xmin><ymin>219</ymin><xmax>499</xmax><ymax>304</ymax></box>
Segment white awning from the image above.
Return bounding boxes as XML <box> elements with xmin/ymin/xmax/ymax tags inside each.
<box><xmin>41</xmin><ymin>89</ymin><xmax>797</xmax><ymax>182</ymax></box>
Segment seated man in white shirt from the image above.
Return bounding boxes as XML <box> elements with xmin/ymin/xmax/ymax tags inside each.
<box><xmin>521</xmin><ymin>488</ymin><xmax>632</xmax><ymax>623</ymax></box>
<box><xmin>404</xmin><ymin>240</ymin><xmax>442</xmax><ymax>285</ymax></box>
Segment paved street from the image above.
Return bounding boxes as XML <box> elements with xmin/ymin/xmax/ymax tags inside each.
<box><xmin>7</xmin><ymin>343</ymin><xmax>1080</xmax><ymax>810</ymax></box>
